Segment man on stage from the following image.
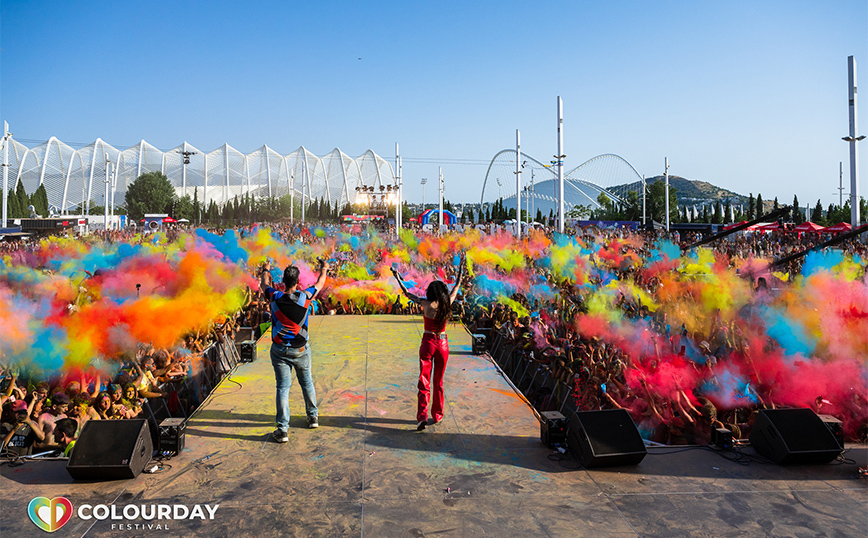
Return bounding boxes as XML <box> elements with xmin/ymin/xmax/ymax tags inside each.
<box><xmin>259</xmin><ymin>259</ymin><xmax>329</xmax><ymax>442</ymax></box>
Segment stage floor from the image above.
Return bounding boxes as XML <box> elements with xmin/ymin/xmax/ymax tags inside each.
<box><xmin>2</xmin><ymin>315</ymin><xmax>866</xmax><ymax>537</ymax></box>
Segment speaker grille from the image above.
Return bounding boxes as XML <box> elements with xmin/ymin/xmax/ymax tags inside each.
<box><xmin>73</xmin><ymin>420</ymin><xmax>147</xmax><ymax>466</ymax></box>
<box><xmin>579</xmin><ymin>410</ymin><xmax>646</xmax><ymax>455</ymax></box>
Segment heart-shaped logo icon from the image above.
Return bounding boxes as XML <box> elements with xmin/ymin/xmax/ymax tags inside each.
<box><xmin>28</xmin><ymin>497</ymin><xmax>73</xmax><ymax>533</ymax></box>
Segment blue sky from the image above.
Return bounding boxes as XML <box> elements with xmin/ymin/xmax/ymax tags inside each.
<box><xmin>2</xmin><ymin>1</ymin><xmax>866</xmax><ymax>208</ymax></box>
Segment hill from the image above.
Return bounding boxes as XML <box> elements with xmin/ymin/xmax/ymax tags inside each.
<box><xmin>616</xmin><ymin>175</ymin><xmax>749</xmax><ymax>206</ymax></box>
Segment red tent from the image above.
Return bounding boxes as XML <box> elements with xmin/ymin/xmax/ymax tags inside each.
<box><xmin>824</xmin><ymin>222</ymin><xmax>852</xmax><ymax>233</ymax></box>
<box><xmin>723</xmin><ymin>221</ymin><xmax>748</xmax><ymax>231</ymax></box>
<box><xmin>162</xmin><ymin>217</ymin><xmax>177</xmax><ymax>223</ymax></box>
<box><xmin>723</xmin><ymin>220</ymin><xmax>762</xmax><ymax>231</ymax></box>
<box><xmin>755</xmin><ymin>222</ymin><xmax>783</xmax><ymax>232</ymax></box>
<box><xmin>792</xmin><ymin>222</ymin><xmax>825</xmax><ymax>233</ymax></box>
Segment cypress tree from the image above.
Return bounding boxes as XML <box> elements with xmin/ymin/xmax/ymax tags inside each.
<box><xmin>811</xmin><ymin>200</ymin><xmax>824</xmax><ymax>224</ymax></box>
<box><xmin>792</xmin><ymin>195</ymin><xmax>803</xmax><ymax>224</ymax></box>
<box><xmin>747</xmin><ymin>194</ymin><xmax>755</xmax><ymax>220</ymax></box>
<box><xmin>193</xmin><ymin>187</ymin><xmax>200</xmax><ymax>224</ymax></box>
<box><xmin>756</xmin><ymin>193</ymin><xmax>764</xmax><ymax>218</ymax></box>
<box><xmin>30</xmin><ymin>183</ymin><xmax>49</xmax><ymax>217</ymax></box>
<box><xmin>7</xmin><ymin>187</ymin><xmax>21</xmax><ymax>219</ymax></box>
<box><xmin>15</xmin><ymin>179</ymin><xmax>28</xmax><ymax>216</ymax></box>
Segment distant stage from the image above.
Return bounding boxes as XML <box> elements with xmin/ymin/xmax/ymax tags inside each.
<box><xmin>1</xmin><ymin>315</ymin><xmax>866</xmax><ymax>538</ymax></box>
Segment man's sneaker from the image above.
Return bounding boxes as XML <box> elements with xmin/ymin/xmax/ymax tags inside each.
<box><xmin>308</xmin><ymin>416</ymin><xmax>319</xmax><ymax>429</ymax></box>
<box><xmin>272</xmin><ymin>429</ymin><xmax>288</xmax><ymax>443</ymax></box>
<box><xmin>417</xmin><ymin>420</ymin><xmax>427</xmax><ymax>431</ymax></box>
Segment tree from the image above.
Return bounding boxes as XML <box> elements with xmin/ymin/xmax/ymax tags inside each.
<box><xmin>125</xmin><ymin>172</ymin><xmax>176</xmax><ymax>221</ymax></box>
<box><xmin>567</xmin><ymin>205</ymin><xmax>592</xmax><ymax>219</ymax></box>
<box><xmin>173</xmin><ymin>195</ymin><xmax>195</xmax><ymax>221</ymax></box>
<box><xmin>536</xmin><ymin>208</ymin><xmax>542</xmax><ymax>223</ymax></box>
<box><xmin>756</xmin><ymin>193</ymin><xmax>764</xmax><ymax>218</ymax></box>
<box><xmin>811</xmin><ymin>200</ymin><xmax>824</xmax><ymax>224</ymax></box>
<box><xmin>747</xmin><ymin>193</ymin><xmax>755</xmax><ymax>220</ymax></box>
<box><xmin>646</xmin><ymin>180</ymin><xmax>678</xmax><ymax>224</ymax></box>
<box><xmin>723</xmin><ymin>200</ymin><xmax>732</xmax><ymax>224</ymax></box>
<box><xmin>712</xmin><ymin>200</ymin><xmax>723</xmax><ymax>224</ymax></box>
<box><xmin>15</xmin><ymin>179</ymin><xmax>28</xmax><ymax>217</ymax></box>
<box><xmin>193</xmin><ymin>187</ymin><xmax>201</xmax><ymax>224</ymax></box>
<box><xmin>7</xmin><ymin>187</ymin><xmax>21</xmax><ymax>218</ymax></box>
<box><xmin>792</xmin><ymin>195</ymin><xmax>803</xmax><ymax>224</ymax></box>
<box><xmin>30</xmin><ymin>184</ymin><xmax>49</xmax><ymax>217</ymax></box>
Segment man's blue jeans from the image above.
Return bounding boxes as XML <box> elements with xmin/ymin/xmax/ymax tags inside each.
<box><xmin>271</xmin><ymin>342</ymin><xmax>318</xmax><ymax>432</ymax></box>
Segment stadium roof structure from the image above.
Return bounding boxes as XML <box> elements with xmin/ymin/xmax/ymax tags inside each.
<box><xmin>2</xmin><ymin>137</ymin><xmax>396</xmax><ymax>213</ymax></box>
<box><xmin>481</xmin><ymin>151</ymin><xmax>644</xmax><ymax>216</ymax></box>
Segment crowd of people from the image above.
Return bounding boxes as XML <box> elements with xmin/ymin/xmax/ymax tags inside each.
<box><xmin>1</xmin><ymin>219</ymin><xmax>866</xmax><ymax>458</ymax></box>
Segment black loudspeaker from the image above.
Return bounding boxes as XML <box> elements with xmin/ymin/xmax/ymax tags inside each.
<box><xmin>67</xmin><ymin>419</ymin><xmax>153</xmax><ymax>480</ymax></box>
<box><xmin>237</xmin><ymin>341</ymin><xmax>257</xmax><ymax>362</ymax></box>
<box><xmin>749</xmin><ymin>409</ymin><xmax>841</xmax><ymax>465</ymax></box>
<box><xmin>540</xmin><ymin>411</ymin><xmax>567</xmax><ymax>448</ymax></box>
<box><xmin>711</xmin><ymin>427</ymin><xmax>733</xmax><ymax>450</ymax></box>
<box><xmin>471</xmin><ymin>334</ymin><xmax>486</xmax><ymax>355</ymax></box>
<box><xmin>159</xmin><ymin>418</ymin><xmax>186</xmax><ymax>455</ymax></box>
<box><xmin>817</xmin><ymin>414</ymin><xmax>844</xmax><ymax>448</ymax></box>
<box><xmin>567</xmin><ymin>409</ymin><xmax>647</xmax><ymax>468</ymax></box>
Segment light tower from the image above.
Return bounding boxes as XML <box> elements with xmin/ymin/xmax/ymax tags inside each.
<box><xmin>556</xmin><ymin>96</ymin><xmax>565</xmax><ymax>233</ymax></box>
<box><xmin>1</xmin><ymin>122</ymin><xmax>10</xmax><ymax>225</ymax></box>
<box><xmin>515</xmin><ymin>129</ymin><xmax>522</xmax><ymax>238</ymax></box>
<box><xmin>842</xmin><ymin>56</ymin><xmax>865</xmax><ymax>227</ymax></box>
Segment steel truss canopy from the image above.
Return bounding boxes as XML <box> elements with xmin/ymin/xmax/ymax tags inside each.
<box><xmin>482</xmin><ymin>150</ymin><xmax>644</xmax><ymax>215</ymax></box>
<box><xmin>3</xmin><ymin>138</ymin><xmax>396</xmax><ymax>213</ymax></box>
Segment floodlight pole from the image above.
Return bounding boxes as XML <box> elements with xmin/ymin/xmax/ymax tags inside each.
<box><xmin>1</xmin><ymin>122</ymin><xmax>9</xmax><ymax>226</ymax></box>
<box><xmin>421</xmin><ymin>177</ymin><xmax>427</xmax><ymax>208</ymax></box>
<box><xmin>664</xmin><ymin>158</ymin><xmax>670</xmax><ymax>232</ymax></box>
<box><xmin>838</xmin><ymin>162</ymin><xmax>844</xmax><ymax>208</ymax></box>
<box><xmin>395</xmin><ymin>143</ymin><xmax>402</xmax><ymax>238</ymax></box>
<box><xmin>843</xmin><ymin>55</ymin><xmax>865</xmax><ymax>227</ymax></box>
<box><xmin>182</xmin><ymin>141</ymin><xmax>188</xmax><ymax>198</ymax></box>
<box><xmin>104</xmin><ymin>157</ymin><xmax>112</xmax><ymax>230</ymax></box>
<box><xmin>557</xmin><ymin>96</ymin><xmax>565</xmax><ymax>233</ymax></box>
<box><xmin>515</xmin><ymin>129</ymin><xmax>522</xmax><ymax>239</ymax></box>
<box><xmin>301</xmin><ymin>158</ymin><xmax>307</xmax><ymax>223</ymax></box>
<box><xmin>439</xmin><ymin>167</ymin><xmax>444</xmax><ymax>234</ymax></box>
<box><xmin>642</xmin><ymin>175</ymin><xmax>646</xmax><ymax>227</ymax></box>
<box><xmin>290</xmin><ymin>173</ymin><xmax>294</xmax><ymax>222</ymax></box>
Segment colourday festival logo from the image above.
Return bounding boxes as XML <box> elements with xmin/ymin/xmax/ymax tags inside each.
<box><xmin>28</xmin><ymin>496</ymin><xmax>73</xmax><ymax>533</ymax></box>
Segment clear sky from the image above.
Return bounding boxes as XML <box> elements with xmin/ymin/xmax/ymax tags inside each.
<box><xmin>2</xmin><ymin>1</ymin><xmax>866</xmax><ymax>209</ymax></box>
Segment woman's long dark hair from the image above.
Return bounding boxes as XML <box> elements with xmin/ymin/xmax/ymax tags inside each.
<box><xmin>426</xmin><ymin>281</ymin><xmax>451</xmax><ymax>322</ymax></box>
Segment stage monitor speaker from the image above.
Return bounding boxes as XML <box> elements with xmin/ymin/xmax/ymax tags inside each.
<box><xmin>567</xmin><ymin>409</ymin><xmax>646</xmax><ymax>468</ymax></box>
<box><xmin>67</xmin><ymin>419</ymin><xmax>153</xmax><ymax>480</ymax></box>
<box><xmin>540</xmin><ymin>410</ymin><xmax>567</xmax><ymax>448</ymax></box>
<box><xmin>749</xmin><ymin>409</ymin><xmax>841</xmax><ymax>465</ymax></box>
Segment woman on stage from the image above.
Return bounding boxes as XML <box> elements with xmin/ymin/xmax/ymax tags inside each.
<box><xmin>392</xmin><ymin>255</ymin><xmax>465</xmax><ymax>431</ymax></box>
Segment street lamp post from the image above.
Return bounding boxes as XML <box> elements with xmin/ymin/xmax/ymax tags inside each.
<box><xmin>438</xmin><ymin>167</ymin><xmax>444</xmax><ymax>234</ymax></box>
<box><xmin>178</xmin><ymin>144</ymin><xmax>198</xmax><ymax>199</ymax></box>
<box><xmin>843</xmin><ymin>55</ymin><xmax>865</xmax><ymax>227</ymax></box>
<box><xmin>1</xmin><ymin>122</ymin><xmax>11</xmax><ymax>225</ymax></box>
<box><xmin>104</xmin><ymin>157</ymin><xmax>112</xmax><ymax>230</ymax></box>
<box><xmin>515</xmin><ymin>129</ymin><xmax>522</xmax><ymax>239</ymax></box>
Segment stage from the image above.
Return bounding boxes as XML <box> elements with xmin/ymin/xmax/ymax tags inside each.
<box><xmin>1</xmin><ymin>315</ymin><xmax>866</xmax><ymax>537</ymax></box>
